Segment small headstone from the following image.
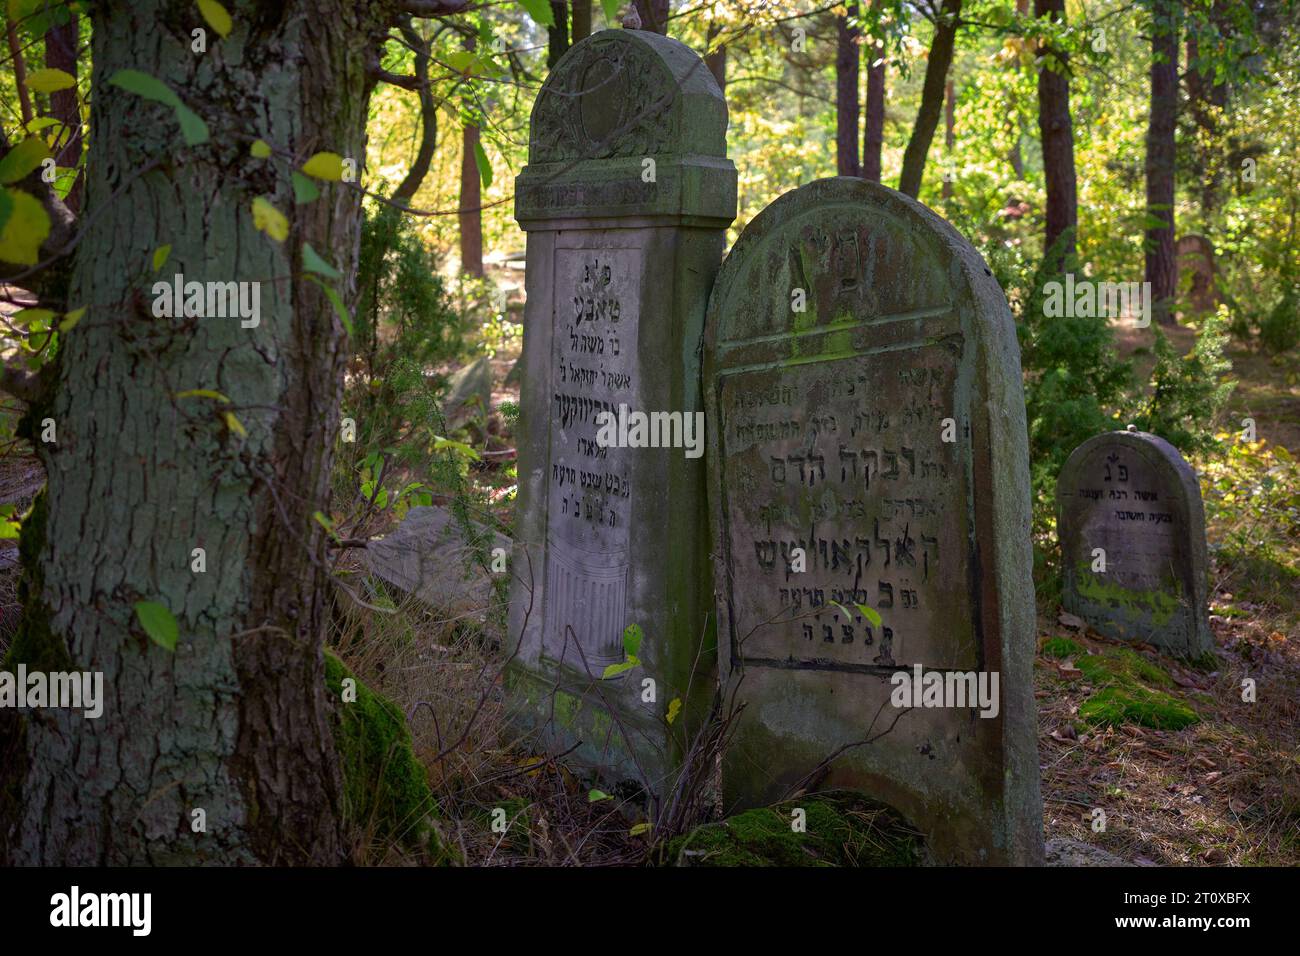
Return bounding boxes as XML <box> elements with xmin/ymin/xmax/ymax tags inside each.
<box><xmin>703</xmin><ymin>177</ymin><xmax>1042</xmax><ymax>865</ymax></box>
<box><xmin>508</xmin><ymin>29</ymin><xmax>736</xmax><ymax>791</ymax></box>
<box><xmin>1057</xmin><ymin>429</ymin><xmax>1212</xmax><ymax>657</ymax></box>
<box><xmin>441</xmin><ymin>354</ymin><xmax>493</xmax><ymax>427</ymax></box>
<box><xmin>366</xmin><ymin>505</ymin><xmax>507</xmax><ymax>615</ymax></box>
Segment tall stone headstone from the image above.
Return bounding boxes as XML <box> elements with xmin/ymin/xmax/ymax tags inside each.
<box><xmin>507</xmin><ymin>30</ymin><xmax>736</xmax><ymax>793</ymax></box>
<box><xmin>1057</xmin><ymin>428</ymin><xmax>1212</xmax><ymax>657</ymax></box>
<box><xmin>703</xmin><ymin>177</ymin><xmax>1042</xmax><ymax>865</ymax></box>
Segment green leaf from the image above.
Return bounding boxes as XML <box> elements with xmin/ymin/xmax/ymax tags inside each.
<box><xmin>601</xmin><ymin>660</ymin><xmax>636</xmax><ymax>679</ymax></box>
<box><xmin>857</xmin><ymin>603</ymin><xmax>883</xmax><ymax>628</ymax></box>
<box><xmin>24</xmin><ymin>117</ymin><xmax>62</xmax><ymax>133</ymax></box>
<box><xmin>0</xmin><ymin>137</ymin><xmax>51</xmax><ymax>185</ymax></box>
<box><xmin>11</xmin><ymin>307</ymin><xmax>56</xmax><ymax>326</ymax></box>
<box><xmin>629</xmin><ymin>822</ymin><xmax>651</xmax><ymax>837</ymax></box>
<box><xmin>134</xmin><ymin>600</ymin><xmax>179</xmax><ymax>651</ymax></box>
<box><xmin>622</xmin><ymin>623</ymin><xmax>643</xmax><ymax>658</ymax></box>
<box><xmin>291</xmin><ymin>171</ymin><xmax>319</xmax><ymax>204</ymax></box>
<box><xmin>588</xmin><ymin>789</ymin><xmax>613</xmax><ymax>803</ymax></box>
<box><xmin>301</xmin><ymin>241</ymin><xmax>341</xmax><ymax>279</ymax></box>
<box><xmin>473</xmin><ymin>138</ymin><xmax>493</xmax><ymax>190</ymax></box>
<box><xmin>108</xmin><ymin>70</ymin><xmax>210</xmax><ymax>146</ymax></box>
<box><xmin>305</xmin><ymin>274</ymin><xmax>353</xmax><ymax>336</ymax></box>
<box><xmin>0</xmin><ymin>188</ymin><xmax>50</xmax><ymax>265</ymax></box>
<box><xmin>197</xmin><ymin>0</ymin><xmax>232</xmax><ymax>37</ymax></box>
<box><xmin>250</xmin><ymin>138</ymin><xmax>272</xmax><ymax>158</ymax></box>
<box><xmin>25</xmin><ymin>68</ymin><xmax>76</xmax><ymax>93</ymax></box>
<box><xmin>0</xmin><ymin>519</ymin><xmax>19</xmax><ymax>540</ymax></box>
<box><xmin>518</xmin><ymin>0</ymin><xmax>555</xmax><ymax>28</ymax></box>
<box><xmin>152</xmin><ymin>243</ymin><xmax>172</xmax><ymax>271</ymax></box>
<box><xmin>58</xmin><ymin>306</ymin><xmax>85</xmax><ymax>331</ymax></box>
<box><xmin>0</xmin><ymin>188</ymin><xmax>11</xmax><ymax>235</ymax></box>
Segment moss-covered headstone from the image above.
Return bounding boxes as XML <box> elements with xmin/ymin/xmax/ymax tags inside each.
<box><xmin>507</xmin><ymin>29</ymin><xmax>736</xmax><ymax>794</ymax></box>
<box><xmin>703</xmin><ymin>177</ymin><xmax>1042</xmax><ymax>865</ymax></box>
<box><xmin>1057</xmin><ymin>428</ymin><xmax>1212</xmax><ymax>658</ymax></box>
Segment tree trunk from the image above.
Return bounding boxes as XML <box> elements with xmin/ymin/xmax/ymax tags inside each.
<box><xmin>572</xmin><ymin>0</ymin><xmax>592</xmax><ymax>43</ymax></box>
<box><xmin>3</xmin><ymin>0</ymin><xmax>384</xmax><ymax>864</ymax></box>
<box><xmin>393</xmin><ymin>22</ymin><xmax>436</xmax><ymax>204</ymax></box>
<box><xmin>942</xmin><ymin>77</ymin><xmax>955</xmax><ymax>200</ymax></box>
<box><xmin>44</xmin><ymin>13</ymin><xmax>83</xmax><ymax>214</ymax></box>
<box><xmin>1146</xmin><ymin>0</ymin><xmax>1179</xmax><ymax>326</ymax></box>
<box><xmin>862</xmin><ymin>1</ymin><xmax>885</xmax><ymax>183</ymax></box>
<box><xmin>898</xmin><ymin>0</ymin><xmax>962</xmax><ymax>198</ymax></box>
<box><xmin>1035</xmin><ymin>0</ymin><xmax>1078</xmax><ymax>269</ymax></box>
<box><xmin>836</xmin><ymin>3</ymin><xmax>861</xmax><ymax>177</ymax></box>
<box><xmin>634</xmin><ymin>0</ymin><xmax>670</xmax><ymax>35</ymax></box>
<box><xmin>705</xmin><ymin>19</ymin><xmax>726</xmax><ymax>94</ymax></box>
<box><xmin>460</xmin><ymin>32</ymin><xmax>484</xmax><ymax>278</ymax></box>
<box><xmin>548</xmin><ymin>1</ymin><xmax>569</xmax><ymax>68</ymax></box>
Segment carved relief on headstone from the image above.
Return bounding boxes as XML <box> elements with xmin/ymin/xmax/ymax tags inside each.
<box><xmin>1057</xmin><ymin>429</ymin><xmax>1213</xmax><ymax>658</ymax></box>
<box><xmin>704</xmin><ymin>177</ymin><xmax>1043</xmax><ymax>865</ymax></box>
<box><xmin>507</xmin><ymin>29</ymin><xmax>736</xmax><ymax>792</ymax></box>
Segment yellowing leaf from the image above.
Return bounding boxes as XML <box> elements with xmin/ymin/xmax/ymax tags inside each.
<box><xmin>152</xmin><ymin>243</ymin><xmax>172</xmax><ymax>271</ymax></box>
<box><xmin>250</xmin><ymin>138</ymin><xmax>271</xmax><ymax>158</ymax></box>
<box><xmin>629</xmin><ymin>822</ymin><xmax>652</xmax><ymax>837</ymax></box>
<box><xmin>223</xmin><ymin>411</ymin><xmax>247</xmax><ymax>438</ymax></box>
<box><xmin>25</xmin><ymin>68</ymin><xmax>76</xmax><ymax>94</ymax></box>
<box><xmin>666</xmin><ymin>697</ymin><xmax>682</xmax><ymax>725</ymax></box>
<box><xmin>176</xmin><ymin>389</ymin><xmax>230</xmax><ymax>402</ymax></box>
<box><xmin>58</xmin><ymin>306</ymin><xmax>85</xmax><ymax>331</ymax></box>
<box><xmin>0</xmin><ymin>137</ymin><xmax>51</xmax><ymax>185</ymax></box>
<box><xmin>251</xmin><ymin>197</ymin><xmax>288</xmax><ymax>242</ymax></box>
<box><xmin>197</xmin><ymin>0</ymin><xmax>232</xmax><ymax>37</ymax></box>
<box><xmin>301</xmin><ymin>151</ymin><xmax>344</xmax><ymax>181</ymax></box>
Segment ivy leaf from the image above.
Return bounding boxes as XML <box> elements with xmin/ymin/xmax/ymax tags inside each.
<box><xmin>291</xmin><ymin>171</ymin><xmax>319</xmax><ymax>204</ymax></box>
<box><xmin>301</xmin><ymin>151</ymin><xmax>344</xmax><ymax>181</ymax></box>
<box><xmin>0</xmin><ymin>137</ymin><xmax>51</xmax><ymax>185</ymax></box>
<box><xmin>518</xmin><ymin>0</ymin><xmax>555</xmax><ymax>28</ymax></box>
<box><xmin>108</xmin><ymin>70</ymin><xmax>210</xmax><ymax>146</ymax></box>
<box><xmin>25</xmin><ymin>68</ymin><xmax>76</xmax><ymax>93</ymax></box>
<box><xmin>250</xmin><ymin>139</ymin><xmax>271</xmax><ymax>158</ymax></box>
<box><xmin>301</xmin><ymin>241</ymin><xmax>341</xmax><ymax>279</ymax></box>
<box><xmin>134</xmin><ymin>601</ymin><xmax>179</xmax><ymax>651</ymax></box>
<box><xmin>196</xmin><ymin>0</ymin><xmax>232</xmax><ymax>38</ymax></box>
<box><xmin>0</xmin><ymin>188</ymin><xmax>50</xmax><ymax>264</ymax></box>
<box><xmin>152</xmin><ymin>243</ymin><xmax>172</xmax><ymax>271</ymax></box>
<box><xmin>473</xmin><ymin>138</ymin><xmax>493</xmax><ymax>190</ymax></box>
<box><xmin>251</xmin><ymin>197</ymin><xmax>288</xmax><ymax>242</ymax></box>
<box><xmin>305</xmin><ymin>274</ymin><xmax>353</xmax><ymax>336</ymax></box>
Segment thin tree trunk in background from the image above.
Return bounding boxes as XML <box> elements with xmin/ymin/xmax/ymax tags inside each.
<box><xmin>548</xmin><ymin>2</ymin><xmax>569</xmax><ymax>68</ymax></box>
<box><xmin>836</xmin><ymin>2</ymin><xmax>861</xmax><ymax>177</ymax></box>
<box><xmin>6</xmin><ymin>21</ymin><xmax>33</xmax><ymax>124</ymax></box>
<box><xmin>898</xmin><ymin>0</ymin><xmax>962</xmax><ymax>198</ymax></box>
<box><xmin>1146</xmin><ymin>0</ymin><xmax>1179</xmax><ymax>325</ymax></box>
<box><xmin>863</xmin><ymin>0</ymin><xmax>885</xmax><ymax>183</ymax></box>
<box><xmin>393</xmin><ymin>22</ymin><xmax>436</xmax><ymax>203</ymax></box>
<box><xmin>572</xmin><ymin>0</ymin><xmax>592</xmax><ymax>43</ymax></box>
<box><xmin>706</xmin><ymin>19</ymin><xmax>727</xmax><ymax>94</ymax></box>
<box><xmin>1035</xmin><ymin>0</ymin><xmax>1078</xmax><ymax>269</ymax></box>
<box><xmin>942</xmin><ymin>77</ymin><xmax>955</xmax><ymax>200</ymax></box>
<box><xmin>460</xmin><ymin>31</ymin><xmax>484</xmax><ymax>277</ymax></box>
<box><xmin>2</xmin><ymin>0</ymin><xmax>387</xmax><ymax>864</ymax></box>
<box><xmin>45</xmin><ymin>14</ymin><xmax>83</xmax><ymax>214</ymax></box>
<box><xmin>1007</xmin><ymin>0</ymin><xmax>1029</xmax><ymax>180</ymax></box>
<box><xmin>634</xmin><ymin>0</ymin><xmax>670</xmax><ymax>34</ymax></box>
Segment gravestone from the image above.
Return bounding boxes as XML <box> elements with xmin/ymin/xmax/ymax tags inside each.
<box><xmin>1057</xmin><ymin>428</ymin><xmax>1212</xmax><ymax>657</ymax></box>
<box><xmin>507</xmin><ymin>29</ymin><xmax>736</xmax><ymax>793</ymax></box>
<box><xmin>703</xmin><ymin>177</ymin><xmax>1042</xmax><ymax>865</ymax></box>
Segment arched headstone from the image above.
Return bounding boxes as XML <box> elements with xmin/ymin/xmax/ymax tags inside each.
<box><xmin>703</xmin><ymin>177</ymin><xmax>1042</xmax><ymax>865</ymax></box>
<box><xmin>1057</xmin><ymin>429</ymin><xmax>1213</xmax><ymax>658</ymax></box>
<box><xmin>507</xmin><ymin>29</ymin><xmax>736</xmax><ymax>792</ymax></box>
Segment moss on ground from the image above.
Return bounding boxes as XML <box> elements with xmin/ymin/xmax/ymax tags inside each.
<box><xmin>1042</xmin><ymin>636</ymin><xmax>1085</xmax><ymax>659</ymax></box>
<box><xmin>324</xmin><ymin>650</ymin><xmax>454</xmax><ymax>863</ymax></box>
<box><xmin>1046</xmin><ymin>643</ymin><xmax>1200</xmax><ymax>731</ymax></box>
<box><xmin>662</xmin><ymin>791</ymin><xmax>923</xmax><ymax>867</ymax></box>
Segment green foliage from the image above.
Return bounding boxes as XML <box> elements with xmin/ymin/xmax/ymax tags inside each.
<box><xmin>1130</xmin><ymin>308</ymin><xmax>1235</xmax><ymax>455</ymax></box>
<box><xmin>1259</xmin><ymin>288</ymin><xmax>1300</xmax><ymax>354</ymax></box>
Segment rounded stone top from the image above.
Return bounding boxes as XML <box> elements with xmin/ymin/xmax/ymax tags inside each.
<box><xmin>1056</xmin><ymin>429</ymin><xmax>1202</xmax><ymax>515</ymax></box>
<box><xmin>527</xmin><ymin>29</ymin><xmax>728</xmax><ymax>165</ymax></box>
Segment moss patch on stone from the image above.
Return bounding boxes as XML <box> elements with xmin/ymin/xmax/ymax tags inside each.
<box><xmin>662</xmin><ymin>791</ymin><xmax>923</xmax><ymax>867</ymax></box>
<box><xmin>1041</xmin><ymin>636</ymin><xmax>1085</xmax><ymax>659</ymax></box>
<box><xmin>324</xmin><ymin>650</ymin><xmax>453</xmax><ymax>862</ymax></box>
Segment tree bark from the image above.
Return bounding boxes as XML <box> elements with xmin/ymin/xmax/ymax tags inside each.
<box><xmin>836</xmin><ymin>3</ymin><xmax>861</xmax><ymax>177</ymax></box>
<box><xmin>393</xmin><ymin>22</ymin><xmax>436</xmax><ymax>204</ymax></box>
<box><xmin>547</xmin><ymin>1</ymin><xmax>569</xmax><ymax>68</ymax></box>
<box><xmin>459</xmin><ymin>32</ymin><xmax>484</xmax><ymax>278</ymax></box>
<box><xmin>1146</xmin><ymin>0</ymin><xmax>1179</xmax><ymax>326</ymax></box>
<box><xmin>862</xmin><ymin>1</ymin><xmax>885</xmax><ymax>183</ymax></box>
<box><xmin>2</xmin><ymin>0</ymin><xmax>385</xmax><ymax>866</ymax></box>
<box><xmin>1035</xmin><ymin>0</ymin><xmax>1078</xmax><ymax>269</ymax></box>
<box><xmin>44</xmin><ymin>13</ymin><xmax>83</xmax><ymax>214</ymax></box>
<box><xmin>942</xmin><ymin>77</ymin><xmax>955</xmax><ymax>200</ymax></box>
<box><xmin>634</xmin><ymin>0</ymin><xmax>670</xmax><ymax>35</ymax></box>
<box><xmin>705</xmin><ymin>19</ymin><xmax>726</xmax><ymax>94</ymax></box>
<box><xmin>572</xmin><ymin>0</ymin><xmax>592</xmax><ymax>43</ymax></box>
<box><xmin>898</xmin><ymin>0</ymin><xmax>962</xmax><ymax>198</ymax></box>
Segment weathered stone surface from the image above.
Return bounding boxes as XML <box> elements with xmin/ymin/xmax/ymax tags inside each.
<box><xmin>1057</xmin><ymin>429</ymin><xmax>1212</xmax><ymax>658</ymax></box>
<box><xmin>507</xmin><ymin>29</ymin><xmax>736</xmax><ymax>794</ymax></box>
<box><xmin>1044</xmin><ymin>838</ymin><xmax>1132</xmax><ymax>867</ymax></box>
<box><xmin>703</xmin><ymin>177</ymin><xmax>1042</xmax><ymax>865</ymax></box>
<box><xmin>365</xmin><ymin>506</ymin><xmax>506</xmax><ymax>615</ymax></box>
